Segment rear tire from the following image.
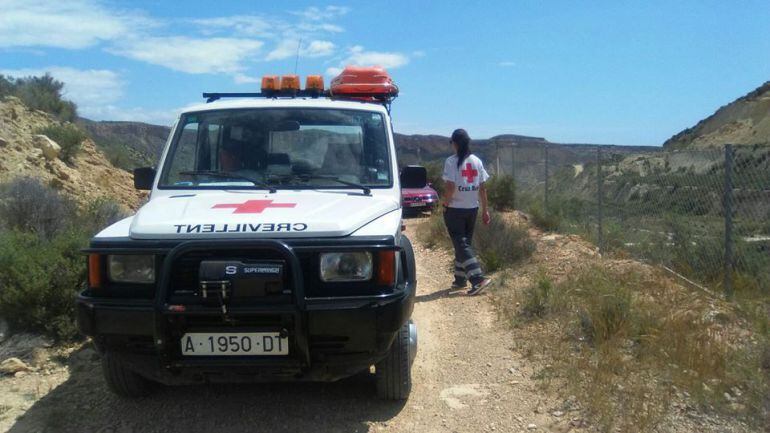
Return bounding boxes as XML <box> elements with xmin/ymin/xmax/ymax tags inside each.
<box><xmin>376</xmin><ymin>322</ymin><xmax>413</xmax><ymax>400</ymax></box>
<box><xmin>101</xmin><ymin>352</ymin><xmax>153</xmax><ymax>398</ymax></box>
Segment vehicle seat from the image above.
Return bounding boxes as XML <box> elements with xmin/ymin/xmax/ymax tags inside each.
<box><xmin>321</xmin><ymin>142</ymin><xmax>362</xmax><ymax>182</ymax></box>
<box><xmin>266</xmin><ymin>153</ymin><xmax>292</xmax><ymax>176</ymax></box>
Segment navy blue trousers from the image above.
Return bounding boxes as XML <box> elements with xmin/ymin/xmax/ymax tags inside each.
<box><xmin>443</xmin><ymin>207</ymin><xmax>485</xmax><ymax>285</ymax></box>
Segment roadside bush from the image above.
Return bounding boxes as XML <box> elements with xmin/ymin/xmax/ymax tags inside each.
<box><xmin>0</xmin><ymin>177</ymin><xmax>127</xmax><ymax>340</ymax></box>
<box><xmin>417</xmin><ymin>210</ymin><xmax>451</xmax><ymax>250</ymax></box>
<box><xmin>528</xmin><ymin>202</ymin><xmax>561</xmax><ymax>232</ymax></box>
<box><xmin>473</xmin><ymin>212</ymin><xmax>535</xmax><ymax>272</ymax></box>
<box><xmin>81</xmin><ymin>196</ymin><xmax>128</xmax><ymax>235</ymax></box>
<box><xmin>486</xmin><ymin>175</ymin><xmax>515</xmax><ymax>211</ymax></box>
<box><xmin>521</xmin><ymin>272</ymin><xmax>555</xmax><ymax>318</ymax></box>
<box><xmin>0</xmin><ymin>73</ymin><xmax>77</xmax><ymax>121</ymax></box>
<box><xmin>0</xmin><ymin>176</ymin><xmax>76</xmax><ymax>239</ymax></box>
<box><xmin>572</xmin><ymin>269</ymin><xmax>634</xmax><ymax>343</ymax></box>
<box><xmin>424</xmin><ymin>160</ymin><xmax>445</xmax><ymax>196</ymax></box>
<box><xmin>0</xmin><ymin>229</ymin><xmax>87</xmax><ymax>340</ymax></box>
<box><xmin>36</xmin><ymin>124</ymin><xmax>88</xmax><ymax>164</ymax></box>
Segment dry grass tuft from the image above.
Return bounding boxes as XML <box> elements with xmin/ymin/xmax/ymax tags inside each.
<box><xmin>492</xmin><ymin>263</ymin><xmax>770</xmax><ymax>431</ymax></box>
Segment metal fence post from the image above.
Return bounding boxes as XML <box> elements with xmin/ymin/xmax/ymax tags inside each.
<box><xmin>543</xmin><ymin>144</ymin><xmax>548</xmax><ymax>215</ymax></box>
<box><xmin>723</xmin><ymin>143</ymin><xmax>734</xmax><ymax>300</ymax></box>
<box><xmin>597</xmin><ymin>146</ymin><xmax>604</xmax><ymax>254</ymax></box>
<box><xmin>510</xmin><ymin>144</ymin><xmax>516</xmax><ymax>209</ymax></box>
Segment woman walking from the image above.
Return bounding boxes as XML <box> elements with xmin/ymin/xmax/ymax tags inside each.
<box><xmin>441</xmin><ymin>129</ymin><xmax>493</xmax><ymax>296</ymax></box>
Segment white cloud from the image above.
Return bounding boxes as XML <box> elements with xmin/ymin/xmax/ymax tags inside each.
<box><xmin>498</xmin><ymin>61</ymin><xmax>516</xmax><ymax>67</ymax></box>
<box><xmin>325</xmin><ymin>67</ymin><xmax>343</xmax><ymax>77</ymax></box>
<box><xmin>291</xmin><ymin>6</ymin><xmax>350</xmax><ymax>21</ymax></box>
<box><xmin>0</xmin><ymin>66</ymin><xmax>124</xmax><ymax>117</ymax></box>
<box><xmin>325</xmin><ymin>46</ymin><xmax>410</xmax><ymax>76</ymax></box>
<box><xmin>266</xmin><ymin>39</ymin><xmax>335</xmax><ymax>61</ymax></box>
<box><xmin>191</xmin><ymin>15</ymin><xmax>277</xmax><ymax>38</ymax></box>
<box><xmin>109</xmin><ymin>37</ymin><xmax>264</xmax><ymax>74</ymax></box>
<box><xmin>347</xmin><ymin>45</ymin><xmax>410</xmax><ymax>69</ymax></box>
<box><xmin>0</xmin><ymin>0</ymin><xmax>154</xmax><ymax>49</ymax></box>
<box><xmin>233</xmin><ymin>73</ymin><xmax>262</xmax><ymax>84</ymax></box>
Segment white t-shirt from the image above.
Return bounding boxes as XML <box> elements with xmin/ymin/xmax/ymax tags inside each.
<box><xmin>442</xmin><ymin>154</ymin><xmax>490</xmax><ymax>209</ymax></box>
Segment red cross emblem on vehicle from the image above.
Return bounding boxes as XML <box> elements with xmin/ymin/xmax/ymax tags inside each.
<box><xmin>211</xmin><ymin>199</ymin><xmax>296</xmax><ymax>214</ymax></box>
<box><xmin>460</xmin><ymin>163</ymin><xmax>478</xmax><ymax>183</ymax></box>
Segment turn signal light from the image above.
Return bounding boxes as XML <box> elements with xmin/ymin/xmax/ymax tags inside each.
<box><xmin>305</xmin><ymin>75</ymin><xmax>324</xmax><ymax>91</ymax></box>
<box><xmin>88</xmin><ymin>254</ymin><xmax>102</xmax><ymax>289</ymax></box>
<box><xmin>261</xmin><ymin>75</ymin><xmax>280</xmax><ymax>92</ymax></box>
<box><xmin>280</xmin><ymin>75</ymin><xmax>300</xmax><ymax>91</ymax></box>
<box><xmin>377</xmin><ymin>251</ymin><xmax>396</xmax><ymax>285</ymax></box>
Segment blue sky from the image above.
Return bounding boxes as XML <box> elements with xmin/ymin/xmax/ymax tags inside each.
<box><xmin>1</xmin><ymin>1</ymin><xmax>769</xmax><ymax>146</ymax></box>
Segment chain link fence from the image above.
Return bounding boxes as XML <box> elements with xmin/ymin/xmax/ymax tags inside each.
<box><xmin>491</xmin><ymin>142</ymin><xmax>770</xmax><ymax>298</ymax></box>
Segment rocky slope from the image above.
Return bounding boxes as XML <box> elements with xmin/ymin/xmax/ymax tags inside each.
<box><xmin>664</xmin><ymin>81</ymin><xmax>770</xmax><ymax>149</ymax></box>
<box><xmin>0</xmin><ymin>96</ymin><xmax>144</xmax><ymax>210</ymax></box>
<box><xmin>78</xmin><ymin>118</ymin><xmax>169</xmax><ymax>168</ymax></box>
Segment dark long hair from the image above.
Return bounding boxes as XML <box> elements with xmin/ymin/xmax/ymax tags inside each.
<box><xmin>451</xmin><ymin>129</ymin><xmax>471</xmax><ymax>168</ymax></box>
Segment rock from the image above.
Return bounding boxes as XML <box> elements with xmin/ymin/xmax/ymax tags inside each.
<box><xmin>527</xmin><ymin>423</ymin><xmax>537</xmax><ymax>430</ymax></box>
<box><xmin>0</xmin><ymin>357</ymin><xmax>32</xmax><ymax>374</ymax></box>
<box><xmin>0</xmin><ymin>136</ymin><xmax>7</xmax><ymax>146</ymax></box>
<box><xmin>552</xmin><ymin>410</ymin><xmax>565</xmax><ymax>417</ymax></box>
<box><xmin>32</xmin><ymin>134</ymin><xmax>61</xmax><ymax>160</ymax></box>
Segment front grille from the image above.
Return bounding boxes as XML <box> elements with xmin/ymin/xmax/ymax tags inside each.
<box><xmin>168</xmin><ymin>249</ymin><xmax>291</xmax><ymax>303</ymax></box>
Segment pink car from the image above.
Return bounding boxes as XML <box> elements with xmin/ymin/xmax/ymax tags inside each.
<box><xmin>401</xmin><ymin>184</ymin><xmax>439</xmax><ymax>213</ymax></box>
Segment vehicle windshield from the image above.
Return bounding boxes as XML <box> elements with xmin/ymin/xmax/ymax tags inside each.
<box><xmin>159</xmin><ymin>108</ymin><xmax>391</xmax><ymax>189</ymax></box>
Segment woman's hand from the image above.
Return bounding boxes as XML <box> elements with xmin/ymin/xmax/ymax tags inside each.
<box><xmin>482</xmin><ymin>210</ymin><xmax>491</xmax><ymax>225</ymax></box>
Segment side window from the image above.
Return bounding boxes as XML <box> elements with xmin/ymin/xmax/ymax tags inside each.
<box><xmin>164</xmin><ymin>122</ymin><xmax>199</xmax><ymax>185</ymax></box>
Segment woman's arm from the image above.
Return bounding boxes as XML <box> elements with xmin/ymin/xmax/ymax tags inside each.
<box><xmin>443</xmin><ymin>181</ymin><xmax>455</xmax><ymax>207</ymax></box>
<box><xmin>479</xmin><ymin>182</ymin><xmax>491</xmax><ymax>224</ymax></box>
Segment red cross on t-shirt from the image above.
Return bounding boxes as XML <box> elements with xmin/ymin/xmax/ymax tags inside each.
<box><xmin>460</xmin><ymin>162</ymin><xmax>478</xmax><ymax>183</ymax></box>
<box><xmin>212</xmin><ymin>199</ymin><xmax>296</xmax><ymax>214</ymax></box>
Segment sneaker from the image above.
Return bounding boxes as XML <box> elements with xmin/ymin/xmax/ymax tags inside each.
<box><xmin>451</xmin><ymin>280</ymin><xmax>467</xmax><ymax>289</ymax></box>
<box><xmin>467</xmin><ymin>278</ymin><xmax>493</xmax><ymax>296</ymax></box>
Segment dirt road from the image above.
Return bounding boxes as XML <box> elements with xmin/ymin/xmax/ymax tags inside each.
<box><xmin>1</xmin><ymin>220</ymin><xmax>574</xmax><ymax>433</ymax></box>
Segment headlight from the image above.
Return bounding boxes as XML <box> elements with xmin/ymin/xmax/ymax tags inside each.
<box><xmin>107</xmin><ymin>255</ymin><xmax>155</xmax><ymax>284</ymax></box>
<box><xmin>319</xmin><ymin>252</ymin><xmax>372</xmax><ymax>282</ymax></box>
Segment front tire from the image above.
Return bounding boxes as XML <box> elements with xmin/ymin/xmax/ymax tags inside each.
<box><xmin>376</xmin><ymin>322</ymin><xmax>413</xmax><ymax>400</ymax></box>
<box><xmin>101</xmin><ymin>352</ymin><xmax>154</xmax><ymax>398</ymax></box>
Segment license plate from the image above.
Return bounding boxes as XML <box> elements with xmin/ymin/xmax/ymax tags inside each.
<box><xmin>409</xmin><ymin>202</ymin><xmax>424</xmax><ymax>207</ymax></box>
<box><xmin>181</xmin><ymin>332</ymin><xmax>289</xmax><ymax>356</ymax></box>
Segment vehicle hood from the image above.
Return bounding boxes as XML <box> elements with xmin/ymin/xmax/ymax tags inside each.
<box><xmin>129</xmin><ymin>191</ymin><xmax>399</xmax><ymax>239</ymax></box>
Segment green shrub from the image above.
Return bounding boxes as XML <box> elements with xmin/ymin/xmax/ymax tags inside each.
<box><xmin>473</xmin><ymin>212</ymin><xmax>535</xmax><ymax>272</ymax></box>
<box><xmin>528</xmin><ymin>202</ymin><xmax>561</xmax><ymax>232</ymax></box>
<box><xmin>521</xmin><ymin>273</ymin><xmax>555</xmax><ymax>318</ymax></box>
<box><xmin>36</xmin><ymin>124</ymin><xmax>87</xmax><ymax>164</ymax></box>
<box><xmin>0</xmin><ymin>177</ymin><xmax>77</xmax><ymax>240</ymax></box>
<box><xmin>0</xmin><ymin>74</ymin><xmax>77</xmax><ymax>121</ymax></box>
<box><xmin>417</xmin><ymin>210</ymin><xmax>451</xmax><ymax>250</ymax></box>
<box><xmin>0</xmin><ymin>229</ymin><xmax>88</xmax><ymax>340</ymax></box>
<box><xmin>486</xmin><ymin>175</ymin><xmax>516</xmax><ymax>210</ymax></box>
<box><xmin>0</xmin><ymin>177</ymin><xmax>127</xmax><ymax>340</ymax></box>
<box><xmin>424</xmin><ymin>161</ymin><xmax>445</xmax><ymax>197</ymax></box>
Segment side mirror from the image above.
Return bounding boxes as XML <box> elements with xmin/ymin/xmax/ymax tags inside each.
<box><xmin>133</xmin><ymin>167</ymin><xmax>156</xmax><ymax>190</ymax></box>
<box><xmin>400</xmin><ymin>165</ymin><xmax>427</xmax><ymax>189</ymax></box>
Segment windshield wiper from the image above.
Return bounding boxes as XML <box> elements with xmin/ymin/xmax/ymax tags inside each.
<box><xmin>284</xmin><ymin>174</ymin><xmax>371</xmax><ymax>195</ymax></box>
<box><xmin>179</xmin><ymin>170</ymin><xmax>276</xmax><ymax>193</ymax></box>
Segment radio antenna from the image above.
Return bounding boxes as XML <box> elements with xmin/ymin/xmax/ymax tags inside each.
<box><xmin>294</xmin><ymin>38</ymin><xmax>302</xmax><ymax>74</ymax></box>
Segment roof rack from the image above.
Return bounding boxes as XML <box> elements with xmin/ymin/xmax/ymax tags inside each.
<box><xmin>201</xmin><ymin>91</ymin><xmax>397</xmax><ymax>104</ymax></box>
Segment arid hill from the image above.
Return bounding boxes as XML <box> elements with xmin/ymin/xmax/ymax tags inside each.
<box><xmin>0</xmin><ymin>96</ymin><xmax>144</xmax><ymax>210</ymax></box>
<box><xmin>664</xmin><ymin>81</ymin><xmax>770</xmax><ymax>149</ymax></box>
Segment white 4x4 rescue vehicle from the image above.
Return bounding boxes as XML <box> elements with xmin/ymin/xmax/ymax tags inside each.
<box><xmin>77</xmin><ymin>67</ymin><xmax>422</xmax><ymax>400</ymax></box>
